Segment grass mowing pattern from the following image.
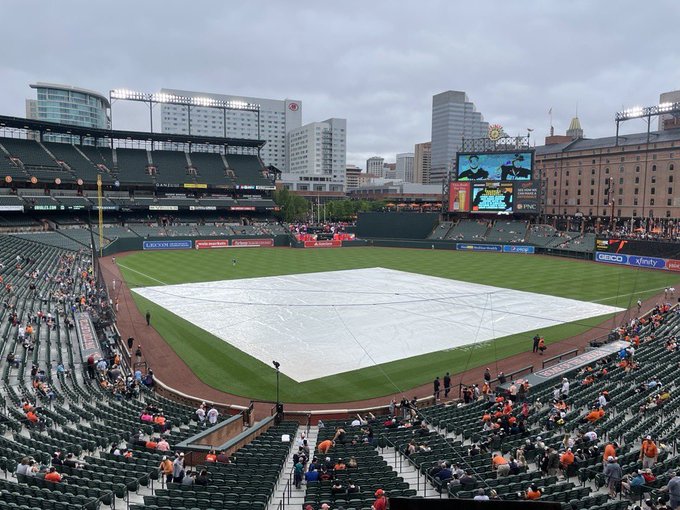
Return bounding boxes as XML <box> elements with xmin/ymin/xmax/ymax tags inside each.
<box><xmin>118</xmin><ymin>247</ymin><xmax>680</xmax><ymax>403</ymax></box>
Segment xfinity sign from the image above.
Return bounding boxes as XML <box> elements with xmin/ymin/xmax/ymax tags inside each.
<box><xmin>628</xmin><ymin>255</ymin><xmax>666</xmax><ymax>269</ymax></box>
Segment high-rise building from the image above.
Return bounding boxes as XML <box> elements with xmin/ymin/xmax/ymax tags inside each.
<box><xmin>366</xmin><ymin>156</ymin><xmax>385</xmax><ymax>178</ymax></box>
<box><xmin>659</xmin><ymin>90</ymin><xmax>680</xmax><ymax>131</ymax></box>
<box><xmin>26</xmin><ymin>82</ymin><xmax>110</xmax><ymax>142</ymax></box>
<box><xmin>396</xmin><ymin>153</ymin><xmax>415</xmax><ymax>182</ymax></box>
<box><xmin>282</xmin><ymin>118</ymin><xmax>347</xmax><ymax>192</ymax></box>
<box><xmin>345</xmin><ymin>165</ymin><xmax>362</xmax><ymax>189</ymax></box>
<box><xmin>413</xmin><ymin>142</ymin><xmax>431</xmax><ymax>184</ymax></box>
<box><xmin>566</xmin><ymin>116</ymin><xmax>584</xmax><ymax>139</ymax></box>
<box><xmin>383</xmin><ymin>163</ymin><xmax>397</xmax><ymax>180</ymax></box>
<box><xmin>159</xmin><ymin>88</ymin><xmax>302</xmax><ymax>171</ymax></box>
<box><xmin>430</xmin><ymin>90</ymin><xmax>488</xmax><ymax>184</ymax></box>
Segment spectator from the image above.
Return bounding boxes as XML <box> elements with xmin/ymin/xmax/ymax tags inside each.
<box><xmin>526</xmin><ymin>484</ymin><xmax>542</xmax><ymax>500</ymax></box>
<box><xmin>604</xmin><ymin>456</ymin><xmax>623</xmax><ymax>499</ymax></box>
<box><xmin>44</xmin><ymin>467</ymin><xmax>62</xmax><ymax>483</ymax></box>
<box><xmin>159</xmin><ymin>456</ymin><xmax>173</xmax><ymax>484</ymax></box>
<box><xmin>664</xmin><ymin>471</ymin><xmax>680</xmax><ymax>509</ymax></box>
<box><xmin>641</xmin><ymin>436</ymin><xmax>659</xmax><ymax>468</ymax></box>
<box><xmin>492</xmin><ymin>453</ymin><xmax>510</xmax><ymax>478</ymax></box>
<box><xmin>473</xmin><ymin>489</ymin><xmax>490</xmax><ymax>501</ymax></box>
<box><xmin>372</xmin><ymin>489</ymin><xmax>387</xmax><ymax>510</ymax></box>
<box><xmin>195</xmin><ymin>469</ymin><xmax>209</xmax><ymax>486</ymax></box>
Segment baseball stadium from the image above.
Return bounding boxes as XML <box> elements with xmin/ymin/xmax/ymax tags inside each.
<box><xmin>2</xmin><ymin>106</ymin><xmax>680</xmax><ymax>510</ymax></box>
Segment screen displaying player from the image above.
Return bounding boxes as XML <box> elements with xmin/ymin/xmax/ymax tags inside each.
<box><xmin>456</xmin><ymin>151</ymin><xmax>533</xmax><ymax>181</ymax></box>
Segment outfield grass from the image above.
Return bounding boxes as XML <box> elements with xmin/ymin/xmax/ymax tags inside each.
<box><xmin>118</xmin><ymin>247</ymin><xmax>680</xmax><ymax>403</ymax></box>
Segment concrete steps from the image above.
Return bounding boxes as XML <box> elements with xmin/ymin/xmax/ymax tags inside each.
<box><xmin>269</xmin><ymin>425</ymin><xmax>318</xmax><ymax>510</ymax></box>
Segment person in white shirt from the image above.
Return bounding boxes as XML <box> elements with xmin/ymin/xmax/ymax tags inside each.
<box><xmin>473</xmin><ymin>489</ymin><xmax>489</xmax><ymax>501</ymax></box>
<box><xmin>196</xmin><ymin>405</ymin><xmax>206</xmax><ymax>425</ymax></box>
<box><xmin>598</xmin><ymin>393</ymin><xmax>608</xmax><ymax>408</ymax></box>
<box><xmin>207</xmin><ymin>406</ymin><xmax>218</xmax><ymax>425</ymax></box>
<box><xmin>561</xmin><ymin>378</ymin><xmax>570</xmax><ymax>396</ymax></box>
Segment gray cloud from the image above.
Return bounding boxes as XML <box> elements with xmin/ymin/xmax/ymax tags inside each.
<box><xmin>3</xmin><ymin>0</ymin><xmax>680</xmax><ymax>167</ymax></box>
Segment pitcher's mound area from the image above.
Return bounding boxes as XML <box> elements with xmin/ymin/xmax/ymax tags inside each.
<box><xmin>133</xmin><ymin>267</ymin><xmax>622</xmax><ymax>382</ymax></box>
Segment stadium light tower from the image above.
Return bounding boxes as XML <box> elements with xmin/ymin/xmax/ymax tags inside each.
<box><xmin>109</xmin><ymin>88</ymin><xmax>261</xmax><ymax>139</ymax></box>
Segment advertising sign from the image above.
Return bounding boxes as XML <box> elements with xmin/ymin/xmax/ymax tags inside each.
<box><xmin>232</xmin><ymin>238</ymin><xmax>274</xmax><ymax>247</ymax></box>
<box><xmin>304</xmin><ymin>240</ymin><xmax>342</xmax><ymax>248</ymax></box>
<box><xmin>448</xmin><ymin>181</ymin><xmax>471</xmax><ymax>212</ymax></box>
<box><xmin>0</xmin><ymin>205</ymin><xmax>24</xmax><ymax>212</ymax></box>
<box><xmin>456</xmin><ymin>243</ymin><xmax>502</xmax><ymax>252</ymax></box>
<box><xmin>195</xmin><ymin>240</ymin><xmax>230</xmax><ymax>249</ymax></box>
<box><xmin>142</xmin><ymin>240</ymin><xmax>192</xmax><ymax>250</ymax></box>
<box><xmin>149</xmin><ymin>205</ymin><xmax>179</xmax><ymax>211</ymax></box>
<box><xmin>513</xmin><ymin>182</ymin><xmax>540</xmax><ymax>214</ymax></box>
<box><xmin>471</xmin><ymin>183</ymin><xmax>514</xmax><ymax>212</ymax></box>
<box><xmin>503</xmin><ymin>245</ymin><xmax>535</xmax><ymax>254</ymax></box>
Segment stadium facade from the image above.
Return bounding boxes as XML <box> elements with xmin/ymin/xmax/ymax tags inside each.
<box><xmin>159</xmin><ymin>88</ymin><xmax>302</xmax><ymax>172</ymax></box>
<box><xmin>536</xmin><ymin>128</ymin><xmax>680</xmax><ymax>219</ymax></box>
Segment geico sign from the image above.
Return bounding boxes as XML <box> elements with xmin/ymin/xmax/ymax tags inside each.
<box><xmin>596</xmin><ymin>253</ymin><xmax>626</xmax><ymax>263</ymax></box>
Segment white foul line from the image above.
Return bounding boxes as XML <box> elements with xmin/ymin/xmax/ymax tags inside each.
<box><xmin>117</xmin><ymin>263</ymin><xmax>167</xmax><ymax>286</ymax></box>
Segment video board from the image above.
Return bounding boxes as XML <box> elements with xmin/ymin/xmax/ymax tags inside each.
<box><xmin>456</xmin><ymin>151</ymin><xmax>534</xmax><ymax>181</ymax></box>
<box><xmin>471</xmin><ymin>183</ymin><xmax>514</xmax><ymax>212</ymax></box>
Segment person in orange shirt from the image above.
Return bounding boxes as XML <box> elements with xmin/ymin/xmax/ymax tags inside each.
<box><xmin>492</xmin><ymin>454</ymin><xmax>509</xmax><ymax>478</ymax></box>
<box><xmin>640</xmin><ymin>436</ymin><xmax>658</xmax><ymax>468</ymax></box>
<box><xmin>145</xmin><ymin>438</ymin><xmax>158</xmax><ymax>450</ymax></box>
<box><xmin>526</xmin><ymin>484</ymin><xmax>541</xmax><ymax>500</ymax></box>
<box><xmin>584</xmin><ymin>407</ymin><xmax>604</xmax><ymax>423</ymax></box>
<box><xmin>205</xmin><ymin>450</ymin><xmax>217</xmax><ymax>463</ymax></box>
<box><xmin>26</xmin><ymin>410</ymin><xmax>39</xmax><ymax>424</ymax></box>
<box><xmin>317</xmin><ymin>440</ymin><xmax>333</xmax><ymax>454</ymax></box>
<box><xmin>560</xmin><ymin>448</ymin><xmax>575</xmax><ymax>470</ymax></box>
<box><xmin>159</xmin><ymin>455</ymin><xmax>173</xmax><ymax>484</ymax></box>
<box><xmin>602</xmin><ymin>442</ymin><xmax>617</xmax><ymax>463</ymax></box>
<box><xmin>44</xmin><ymin>467</ymin><xmax>62</xmax><ymax>482</ymax></box>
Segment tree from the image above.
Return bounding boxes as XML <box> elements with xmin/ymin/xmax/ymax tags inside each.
<box><xmin>273</xmin><ymin>188</ymin><xmax>310</xmax><ymax>223</ymax></box>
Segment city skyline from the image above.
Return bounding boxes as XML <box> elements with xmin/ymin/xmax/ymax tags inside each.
<box><xmin>3</xmin><ymin>1</ymin><xmax>680</xmax><ymax>168</ymax></box>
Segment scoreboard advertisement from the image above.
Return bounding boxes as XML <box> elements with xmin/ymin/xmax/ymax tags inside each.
<box><xmin>471</xmin><ymin>183</ymin><xmax>513</xmax><ymax>212</ymax></box>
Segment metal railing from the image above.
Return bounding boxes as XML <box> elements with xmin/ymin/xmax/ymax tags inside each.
<box><xmin>542</xmin><ymin>348</ymin><xmax>579</xmax><ymax>368</ymax></box>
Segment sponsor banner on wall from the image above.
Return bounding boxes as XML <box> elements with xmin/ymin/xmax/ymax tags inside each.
<box><xmin>503</xmin><ymin>245</ymin><xmax>535</xmax><ymax>254</ymax></box>
<box><xmin>143</xmin><ymin>240</ymin><xmax>192</xmax><ymax>250</ymax></box>
<box><xmin>232</xmin><ymin>238</ymin><xmax>274</xmax><ymax>247</ymax></box>
<box><xmin>230</xmin><ymin>206</ymin><xmax>256</xmax><ymax>211</ymax></box>
<box><xmin>195</xmin><ymin>240</ymin><xmax>230</xmax><ymax>249</ymax></box>
<box><xmin>304</xmin><ymin>240</ymin><xmax>342</xmax><ymax>248</ymax></box>
<box><xmin>189</xmin><ymin>205</ymin><xmax>217</xmax><ymax>211</ymax></box>
<box><xmin>0</xmin><ymin>205</ymin><xmax>24</xmax><ymax>211</ymax></box>
<box><xmin>595</xmin><ymin>251</ymin><xmax>680</xmax><ymax>272</ymax></box>
<box><xmin>456</xmin><ymin>243</ymin><xmax>502</xmax><ymax>252</ymax></box>
<box><xmin>149</xmin><ymin>205</ymin><xmax>179</xmax><ymax>211</ymax></box>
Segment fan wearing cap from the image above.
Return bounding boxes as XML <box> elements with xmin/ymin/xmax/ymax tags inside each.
<box><xmin>373</xmin><ymin>488</ymin><xmax>387</xmax><ymax>510</ymax></box>
<box><xmin>159</xmin><ymin>455</ymin><xmax>173</xmax><ymax>484</ymax></box>
<box><xmin>526</xmin><ymin>483</ymin><xmax>542</xmax><ymax>500</ymax></box>
<box><xmin>640</xmin><ymin>436</ymin><xmax>659</xmax><ymax>468</ymax></box>
<box><xmin>603</xmin><ymin>456</ymin><xmax>623</xmax><ymax>498</ymax></box>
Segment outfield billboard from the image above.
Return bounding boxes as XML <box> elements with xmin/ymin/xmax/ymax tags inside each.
<box><xmin>594</xmin><ymin>251</ymin><xmax>680</xmax><ymax>272</ymax></box>
<box><xmin>513</xmin><ymin>182</ymin><xmax>540</xmax><ymax>214</ymax></box>
<box><xmin>456</xmin><ymin>151</ymin><xmax>534</xmax><ymax>181</ymax></box>
<box><xmin>142</xmin><ymin>240</ymin><xmax>192</xmax><ymax>250</ymax></box>
<box><xmin>448</xmin><ymin>182</ymin><xmax>471</xmax><ymax>212</ymax></box>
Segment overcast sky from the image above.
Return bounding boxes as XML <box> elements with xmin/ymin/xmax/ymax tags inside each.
<box><xmin>3</xmin><ymin>0</ymin><xmax>680</xmax><ymax>168</ymax></box>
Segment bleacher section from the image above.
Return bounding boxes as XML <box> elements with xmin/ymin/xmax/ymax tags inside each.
<box><xmin>114</xmin><ymin>148</ymin><xmax>154</xmax><ymax>184</ymax></box>
<box><xmin>428</xmin><ymin>221</ymin><xmax>454</xmax><ymax>240</ymax></box>
<box><xmin>485</xmin><ymin>220</ymin><xmax>528</xmax><ymax>244</ymax></box>
<box><xmin>225</xmin><ymin>154</ymin><xmax>271</xmax><ymax>187</ymax></box>
<box><xmin>445</xmin><ymin>219</ymin><xmax>490</xmax><ymax>241</ymax></box>
<box><xmin>150</xmin><ymin>151</ymin><xmax>191</xmax><ymax>185</ymax></box>
<box><xmin>42</xmin><ymin>142</ymin><xmax>114</xmax><ymax>184</ymax></box>
<box><xmin>527</xmin><ymin>224</ymin><xmax>559</xmax><ymax>247</ymax></box>
<box><xmin>187</xmin><ymin>152</ymin><xmax>231</xmax><ymax>186</ymax></box>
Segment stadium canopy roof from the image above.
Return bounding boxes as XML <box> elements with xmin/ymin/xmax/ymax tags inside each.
<box><xmin>0</xmin><ymin>115</ymin><xmax>266</xmax><ymax>149</ymax></box>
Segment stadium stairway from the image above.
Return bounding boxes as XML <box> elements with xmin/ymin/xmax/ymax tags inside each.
<box><xmin>376</xmin><ymin>445</ymin><xmax>432</xmax><ymax>498</ymax></box>
<box><xmin>268</xmin><ymin>425</ymin><xmax>320</xmax><ymax>510</ymax></box>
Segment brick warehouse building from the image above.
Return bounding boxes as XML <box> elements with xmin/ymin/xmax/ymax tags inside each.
<box><xmin>535</xmin><ymin>129</ymin><xmax>680</xmax><ymax>220</ymax></box>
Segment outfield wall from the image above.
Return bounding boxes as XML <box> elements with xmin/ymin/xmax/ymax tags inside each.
<box><xmin>101</xmin><ymin>234</ymin><xmax>291</xmax><ymax>256</ymax></box>
<box><xmin>356</xmin><ymin>212</ymin><xmax>440</xmax><ymax>239</ymax></box>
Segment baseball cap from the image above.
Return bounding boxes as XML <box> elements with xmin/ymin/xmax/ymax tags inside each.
<box><xmin>607</xmin><ymin>456</ymin><xmax>614</xmax><ymax>462</ymax></box>
<box><xmin>375</xmin><ymin>489</ymin><xmax>384</xmax><ymax>497</ymax></box>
